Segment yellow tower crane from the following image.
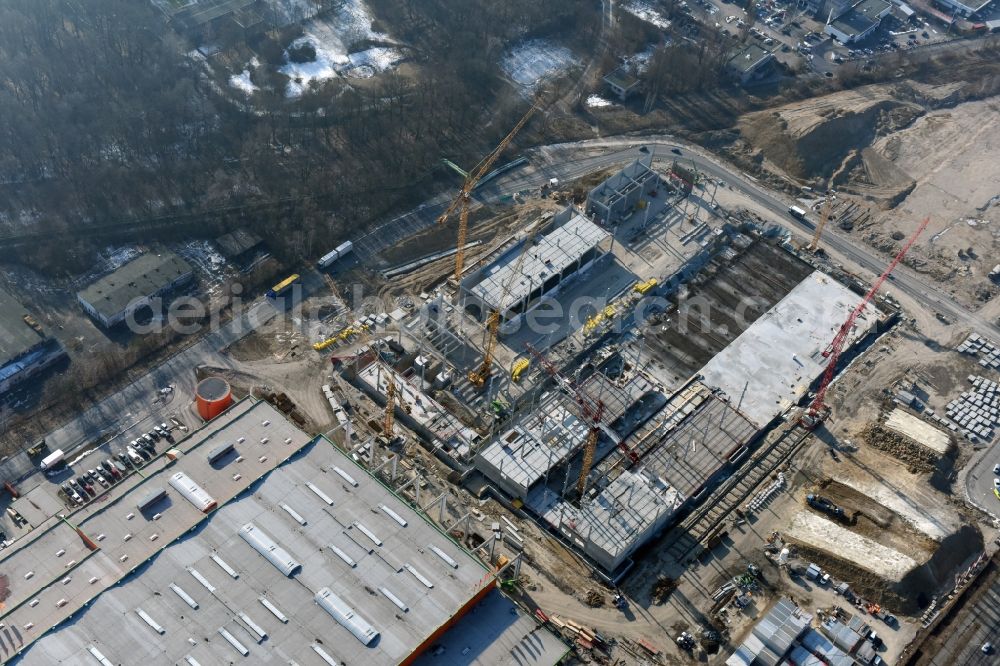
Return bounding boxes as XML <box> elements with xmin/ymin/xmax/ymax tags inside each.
<box><xmin>382</xmin><ymin>370</ymin><xmax>398</xmax><ymax>438</ymax></box>
<box><xmin>437</xmin><ymin>104</ymin><xmax>537</xmax><ymax>283</ymax></box>
<box><xmin>468</xmin><ymin>216</ymin><xmax>547</xmax><ymax>388</ymax></box>
<box><xmin>807</xmin><ymin>192</ymin><xmax>833</xmax><ymax>253</ymax></box>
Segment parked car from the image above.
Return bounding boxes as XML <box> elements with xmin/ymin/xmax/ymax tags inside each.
<box><xmin>102</xmin><ymin>460</ymin><xmax>120</xmax><ymax>480</ymax></box>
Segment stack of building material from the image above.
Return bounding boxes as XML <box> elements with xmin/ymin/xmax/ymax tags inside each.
<box><xmin>956</xmin><ymin>333</ymin><xmax>1000</xmax><ymax>370</ymax></box>
<box><xmin>943</xmin><ymin>375</ymin><xmax>999</xmax><ymax>444</ymax></box>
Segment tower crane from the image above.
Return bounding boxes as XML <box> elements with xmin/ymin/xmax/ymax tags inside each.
<box><xmin>801</xmin><ymin>217</ymin><xmax>929</xmax><ymax>429</ymax></box>
<box><xmin>438</xmin><ymin>104</ymin><xmax>537</xmax><ymax>283</ymax></box>
<box><xmin>526</xmin><ymin>345</ymin><xmax>605</xmax><ymax>496</ymax></box>
<box><xmin>807</xmin><ymin>192</ymin><xmax>833</xmax><ymax>253</ymax></box>
<box><xmin>527</xmin><ymin>345</ymin><xmax>639</xmax><ymax>495</ymax></box>
<box><xmin>467</xmin><ymin>216</ymin><xmax>547</xmax><ymax>388</ymax></box>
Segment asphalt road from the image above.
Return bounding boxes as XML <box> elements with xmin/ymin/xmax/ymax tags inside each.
<box><xmin>967</xmin><ymin>450</ymin><xmax>1000</xmax><ymax>519</ymax></box>
<box><xmin>355</xmin><ymin>133</ymin><xmax>1000</xmax><ymax>342</ymax></box>
<box><xmin>34</xmin><ymin>298</ymin><xmax>283</xmax><ymax>467</ymax></box>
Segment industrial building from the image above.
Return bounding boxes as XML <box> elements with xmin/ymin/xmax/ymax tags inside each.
<box><xmin>727</xmin><ymin>597</ymin><xmax>812</xmax><ymax>666</ymax></box>
<box><xmin>0</xmin><ymin>288</ymin><xmax>66</xmax><ymax>395</ymax></box>
<box><xmin>725</xmin><ymin>597</ymin><xmax>870</xmax><ymax>666</ymax></box>
<box><xmin>214</xmin><ymin>227</ymin><xmax>265</xmax><ymax>271</ymax></box>
<box><xmin>602</xmin><ymin>65</ymin><xmax>642</xmax><ymax>101</ymax></box>
<box><xmin>725</xmin><ymin>43</ymin><xmax>776</xmax><ymax>84</ymax></box>
<box><xmin>471</xmin><ymin>265</ymin><xmax>889</xmax><ymax>576</ymax></box>
<box><xmin>460</xmin><ymin>206</ymin><xmax>611</xmax><ymax>324</ymax></box>
<box><xmin>935</xmin><ymin>0</ymin><xmax>992</xmax><ymax>16</ymax></box>
<box><xmin>353</xmin><ymin>357</ymin><xmax>481</xmax><ymax>457</ymax></box>
<box><xmin>477</xmin><ymin>368</ymin><xmax>659</xmax><ymax>503</ymax></box>
<box><xmin>77</xmin><ymin>251</ymin><xmax>195</xmax><ymax>327</ymax></box>
<box><xmin>5</xmin><ymin>398</ymin><xmax>563</xmax><ymax>665</ymax></box>
<box><xmin>698</xmin><ymin>271</ymin><xmax>886</xmax><ymax>429</ymax></box>
<box><xmin>824</xmin><ymin>0</ymin><xmax>892</xmax><ymax>43</ymax></box>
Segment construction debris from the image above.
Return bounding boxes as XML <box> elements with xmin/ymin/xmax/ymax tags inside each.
<box><xmin>651</xmin><ymin>576</ymin><xmax>678</xmax><ymax>605</ymax></box>
<box><xmin>585</xmin><ymin>589</ymin><xmax>606</xmax><ymax>607</ymax></box>
<box><xmin>859</xmin><ymin>422</ymin><xmax>938</xmax><ymax>472</ymax></box>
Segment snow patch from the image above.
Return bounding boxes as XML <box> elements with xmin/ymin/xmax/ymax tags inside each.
<box><xmin>586</xmin><ymin>95</ymin><xmax>614</xmax><ymax>108</ymax></box>
<box><xmin>278</xmin><ymin>0</ymin><xmax>401</xmax><ymax>97</ymax></box>
<box><xmin>621</xmin><ymin>0</ymin><xmax>672</xmax><ymax>29</ymax></box>
<box><xmin>230</xmin><ymin>59</ymin><xmax>259</xmax><ymax>94</ymax></box>
<box><xmin>501</xmin><ymin>40</ymin><xmax>575</xmax><ymax>94</ymax></box>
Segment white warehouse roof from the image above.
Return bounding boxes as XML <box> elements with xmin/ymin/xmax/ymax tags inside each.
<box><xmin>468</xmin><ymin>208</ymin><xmax>610</xmax><ymax>312</ymax></box>
<box><xmin>6</xmin><ymin>399</ymin><xmax>558</xmax><ymax>666</ymax></box>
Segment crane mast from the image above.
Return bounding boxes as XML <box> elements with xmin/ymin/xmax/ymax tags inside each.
<box><xmin>807</xmin><ymin>192</ymin><xmax>833</xmax><ymax>253</ymax></box>
<box><xmin>438</xmin><ymin>105</ymin><xmax>537</xmax><ymax>283</ymax></box>
<box><xmin>801</xmin><ymin>217</ymin><xmax>930</xmax><ymax>429</ymax></box>
<box><xmin>468</xmin><ymin>216</ymin><xmax>547</xmax><ymax>388</ymax></box>
<box><xmin>525</xmin><ymin>344</ymin><xmax>629</xmax><ymax>496</ymax></box>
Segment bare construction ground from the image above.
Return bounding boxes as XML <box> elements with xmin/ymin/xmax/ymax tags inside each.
<box><xmin>786</xmin><ymin>510</ymin><xmax>920</xmax><ymax>581</ymax></box>
<box><xmin>865</xmin><ymin>96</ymin><xmax>1000</xmax><ymax>310</ymax></box>
<box><xmin>727</xmin><ymin>78</ymin><xmax>1000</xmax><ymax>312</ymax></box>
<box><xmin>639</xmin><ymin>239</ymin><xmax>813</xmax><ymax>388</ymax></box>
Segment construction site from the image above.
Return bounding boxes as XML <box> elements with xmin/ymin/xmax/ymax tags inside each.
<box><xmin>1</xmin><ymin>120</ymin><xmax>996</xmax><ymax>665</ymax></box>
<box><xmin>238</xmin><ymin>108</ymin><xmax>993</xmax><ymax>664</ymax></box>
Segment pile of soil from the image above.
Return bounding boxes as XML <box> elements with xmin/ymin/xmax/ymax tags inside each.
<box><xmin>859</xmin><ymin>422</ymin><xmax>938</xmax><ymax>472</ymax></box>
<box><xmin>584</xmin><ymin>589</ymin><xmax>605</xmax><ymax>607</ymax></box>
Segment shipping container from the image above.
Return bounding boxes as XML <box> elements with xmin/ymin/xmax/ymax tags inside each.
<box><xmin>317</xmin><ymin>240</ymin><xmax>354</xmax><ymax>269</ymax></box>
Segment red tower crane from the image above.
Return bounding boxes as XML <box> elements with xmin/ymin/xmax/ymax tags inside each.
<box><xmin>801</xmin><ymin>217</ymin><xmax>930</xmax><ymax>429</ymax></box>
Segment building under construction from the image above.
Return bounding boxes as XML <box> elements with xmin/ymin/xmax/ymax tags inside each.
<box><xmin>459</xmin><ymin>206</ymin><xmax>611</xmax><ymax>324</ymax></box>
<box><xmin>471</xmin><ymin>265</ymin><xmax>892</xmax><ymax>578</ymax></box>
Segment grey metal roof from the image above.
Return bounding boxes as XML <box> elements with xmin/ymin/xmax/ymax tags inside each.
<box><xmin>727</xmin><ymin>43</ymin><xmax>773</xmax><ymax>75</ymax></box>
<box><xmin>726</xmin><ymin>598</ymin><xmax>811</xmax><ymax>666</ymax></box>
<box><xmin>830</xmin><ymin>0</ymin><xmax>890</xmax><ymax>36</ymax></box>
<box><xmin>801</xmin><ymin>628</ymin><xmax>854</xmax><ymax>666</ymax></box>
<box><xmin>821</xmin><ymin>618</ymin><xmax>864</xmax><ymax>653</ymax></box>
<box><xmin>215</xmin><ymin>228</ymin><xmax>263</xmax><ymax>258</ymax></box>
<box><xmin>0</xmin><ymin>287</ymin><xmax>47</xmax><ymax>368</ymax></box>
<box><xmin>410</xmin><ymin>588</ymin><xmax>569</xmax><ymax>666</ymax></box>
<box><xmin>12</xmin><ymin>399</ymin><xmax>505</xmax><ymax>666</ymax></box>
<box><xmin>77</xmin><ymin>251</ymin><xmax>193</xmax><ymax>320</ymax></box>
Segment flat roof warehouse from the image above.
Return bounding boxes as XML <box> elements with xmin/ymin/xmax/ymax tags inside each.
<box><xmin>2</xmin><ymin>399</ymin><xmax>564</xmax><ymax>665</ymax></box>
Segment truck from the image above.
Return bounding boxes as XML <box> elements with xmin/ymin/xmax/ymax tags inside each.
<box><xmin>39</xmin><ymin>448</ymin><xmax>66</xmax><ymax>471</ymax></box>
<box><xmin>788</xmin><ymin>205</ymin><xmax>807</xmax><ymax>220</ymax></box>
<box><xmin>266</xmin><ymin>274</ymin><xmax>300</xmax><ymax>299</ymax></box>
<box><xmin>317</xmin><ymin>241</ymin><xmax>354</xmax><ymax>269</ymax></box>
<box><xmin>806</xmin><ymin>493</ymin><xmax>846</xmax><ymax>520</ymax></box>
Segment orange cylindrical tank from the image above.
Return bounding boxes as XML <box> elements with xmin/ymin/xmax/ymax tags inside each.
<box><xmin>196</xmin><ymin>377</ymin><xmax>233</xmax><ymax>421</ymax></box>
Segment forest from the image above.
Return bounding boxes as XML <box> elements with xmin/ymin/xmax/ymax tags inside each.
<box><xmin>0</xmin><ymin>0</ymin><xmax>597</xmax><ymax>272</ymax></box>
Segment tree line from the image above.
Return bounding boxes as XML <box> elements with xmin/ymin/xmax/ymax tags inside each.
<box><xmin>0</xmin><ymin>0</ymin><xmax>599</xmax><ymax>274</ymax></box>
